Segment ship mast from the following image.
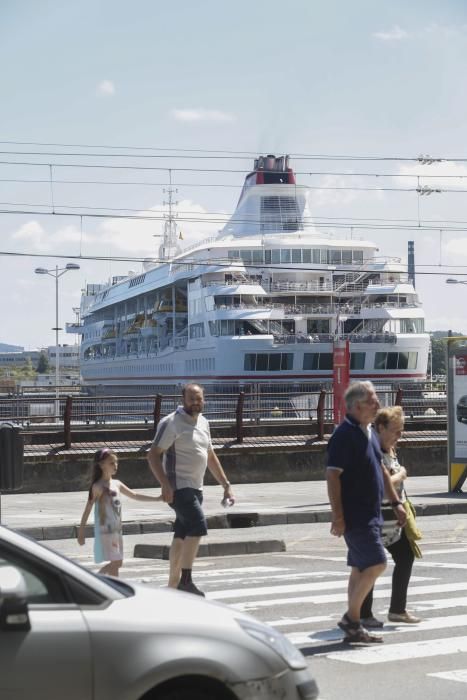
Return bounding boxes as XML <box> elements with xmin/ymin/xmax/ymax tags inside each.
<box><xmin>158</xmin><ymin>169</ymin><xmax>181</xmax><ymax>261</ymax></box>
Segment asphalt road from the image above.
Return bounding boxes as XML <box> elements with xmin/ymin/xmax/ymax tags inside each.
<box><xmin>45</xmin><ymin>513</ymin><xmax>467</xmax><ymax>700</ymax></box>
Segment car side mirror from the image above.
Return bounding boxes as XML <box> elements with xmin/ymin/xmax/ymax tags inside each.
<box><xmin>0</xmin><ymin>566</ymin><xmax>31</xmax><ymax>632</ymax></box>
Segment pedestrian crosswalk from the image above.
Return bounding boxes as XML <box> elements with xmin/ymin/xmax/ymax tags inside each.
<box><xmin>67</xmin><ymin>545</ymin><xmax>467</xmax><ymax>686</ymax></box>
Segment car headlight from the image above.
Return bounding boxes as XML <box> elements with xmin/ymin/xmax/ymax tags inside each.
<box><xmin>236</xmin><ymin>618</ymin><xmax>307</xmax><ymax>670</ymax></box>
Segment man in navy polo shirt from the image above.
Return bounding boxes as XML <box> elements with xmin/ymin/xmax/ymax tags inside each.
<box><xmin>326</xmin><ymin>381</ymin><xmax>406</xmax><ymax>644</ymax></box>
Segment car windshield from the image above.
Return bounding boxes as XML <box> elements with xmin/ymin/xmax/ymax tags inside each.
<box><xmin>1</xmin><ymin>528</ymin><xmax>135</xmax><ymax>598</ymax></box>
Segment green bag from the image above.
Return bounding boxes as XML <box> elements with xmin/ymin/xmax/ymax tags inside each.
<box><xmin>403</xmin><ymin>497</ymin><xmax>422</xmax><ymax>558</ymax></box>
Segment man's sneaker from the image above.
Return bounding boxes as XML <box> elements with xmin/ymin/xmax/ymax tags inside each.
<box><xmin>361</xmin><ymin>615</ymin><xmax>384</xmax><ymax>629</ymax></box>
<box><xmin>388</xmin><ymin>611</ymin><xmax>421</xmax><ymax>624</ymax></box>
<box><xmin>177</xmin><ymin>580</ymin><xmax>205</xmax><ymax>597</ymax></box>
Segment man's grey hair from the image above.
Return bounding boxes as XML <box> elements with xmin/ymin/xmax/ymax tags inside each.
<box><xmin>344</xmin><ymin>381</ymin><xmax>375</xmax><ymax>411</ymax></box>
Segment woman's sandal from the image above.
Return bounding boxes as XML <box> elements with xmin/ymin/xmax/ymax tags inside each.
<box><xmin>338</xmin><ymin>613</ymin><xmax>383</xmax><ymax>645</ymax></box>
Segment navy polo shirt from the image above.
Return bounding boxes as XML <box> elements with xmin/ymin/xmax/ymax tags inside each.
<box><xmin>326</xmin><ymin>415</ymin><xmax>384</xmax><ymax>529</ymax></box>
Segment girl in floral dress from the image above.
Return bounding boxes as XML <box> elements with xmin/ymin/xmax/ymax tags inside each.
<box><xmin>78</xmin><ymin>448</ymin><xmax>161</xmax><ymax>576</ymax></box>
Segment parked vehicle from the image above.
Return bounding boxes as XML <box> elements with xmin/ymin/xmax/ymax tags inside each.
<box><xmin>457</xmin><ymin>394</ymin><xmax>467</xmax><ymax>423</ymax></box>
<box><xmin>0</xmin><ymin>525</ymin><xmax>319</xmax><ymax>700</ymax></box>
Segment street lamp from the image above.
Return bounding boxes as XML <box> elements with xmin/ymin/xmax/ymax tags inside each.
<box><xmin>446</xmin><ymin>278</ymin><xmax>467</xmax><ymax>285</ymax></box>
<box><xmin>35</xmin><ymin>263</ymin><xmax>80</xmax><ymax>421</ymax></box>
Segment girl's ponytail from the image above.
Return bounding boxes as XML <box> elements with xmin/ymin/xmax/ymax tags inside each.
<box><xmin>88</xmin><ymin>448</ymin><xmax>109</xmax><ymax>499</ymax></box>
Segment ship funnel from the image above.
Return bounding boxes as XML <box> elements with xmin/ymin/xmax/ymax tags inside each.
<box><xmin>266</xmin><ymin>154</ymin><xmax>276</xmax><ymax>169</ymax></box>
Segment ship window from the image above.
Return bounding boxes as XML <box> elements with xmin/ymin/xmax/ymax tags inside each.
<box><xmin>241</xmin><ymin>250</ymin><xmax>252</xmax><ymax>264</ymax></box>
<box><xmin>312</xmin><ymin>249</ymin><xmax>321</xmax><ymax>264</ymax></box>
<box><xmin>281</xmin><ymin>249</ymin><xmax>291</xmax><ymax>264</ymax></box>
<box><xmin>228</xmin><ymin>250</ymin><xmax>240</xmax><ymax>260</ymax></box>
<box><xmin>353</xmin><ymin>250</ymin><xmax>364</xmax><ymax>263</ymax></box>
<box><xmin>342</xmin><ymin>250</ymin><xmax>353</xmax><ymax>264</ymax></box>
<box><xmin>244</xmin><ymin>354</ymin><xmax>256</xmax><ymax>370</ymax></box>
<box><xmin>302</xmin><ymin>249</ymin><xmax>311</xmax><ymax>264</ymax></box>
<box><xmin>400</xmin><ymin>319</ymin><xmax>424</xmax><ymax>333</ymax></box>
<box><xmin>189</xmin><ymin>323</ymin><xmax>205</xmax><ymax>339</ymax></box>
<box><xmin>387</xmin><ymin>353</ymin><xmax>398</xmax><ymax>370</ymax></box>
<box><xmin>374</xmin><ymin>352</ymin><xmax>418</xmax><ymax>370</ymax></box>
<box><xmin>252</xmin><ymin>250</ymin><xmax>263</xmax><ymax>264</ymax></box>
<box><xmin>292</xmin><ymin>249</ymin><xmax>302</xmax><ymax>264</ymax></box>
<box><xmin>330</xmin><ymin>250</ymin><xmax>341</xmax><ymax>264</ymax></box>
<box><xmin>320</xmin><ymin>249</ymin><xmax>328</xmax><ymax>264</ymax></box>
<box><xmin>260</xmin><ymin>196</ymin><xmax>303</xmax><ymax>232</ymax></box>
<box><xmin>265</xmin><ymin>250</ymin><xmax>272</xmax><ymax>264</ymax></box>
<box><xmin>350</xmin><ymin>352</ymin><xmax>365</xmax><ymax>369</ymax></box>
<box><xmin>269</xmin><ymin>354</ymin><xmax>281</xmax><ymax>371</ymax></box>
<box><xmin>244</xmin><ymin>353</ymin><xmax>293</xmax><ymax>371</ymax></box>
<box><xmin>271</xmin><ymin>250</ymin><xmax>280</xmax><ymax>264</ymax></box>
<box><xmin>303</xmin><ymin>353</ymin><xmax>333</xmax><ymax>370</ymax></box>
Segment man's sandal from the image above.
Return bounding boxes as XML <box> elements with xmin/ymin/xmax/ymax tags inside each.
<box><xmin>343</xmin><ymin>628</ymin><xmax>383</xmax><ymax>645</ymax></box>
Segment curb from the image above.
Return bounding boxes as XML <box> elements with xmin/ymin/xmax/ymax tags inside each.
<box><xmin>134</xmin><ymin>539</ymin><xmax>287</xmax><ymax>559</ymax></box>
<box><xmin>14</xmin><ymin>502</ymin><xmax>467</xmax><ymax>542</ymax></box>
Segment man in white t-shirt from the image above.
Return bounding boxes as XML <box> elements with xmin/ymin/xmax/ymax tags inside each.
<box><xmin>147</xmin><ymin>383</ymin><xmax>235</xmax><ymax>595</ymax></box>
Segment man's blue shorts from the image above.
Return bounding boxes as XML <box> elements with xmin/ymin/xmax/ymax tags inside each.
<box><xmin>344</xmin><ymin>525</ymin><xmax>387</xmax><ymax>571</ymax></box>
<box><xmin>170</xmin><ymin>487</ymin><xmax>208</xmax><ymax>539</ymax></box>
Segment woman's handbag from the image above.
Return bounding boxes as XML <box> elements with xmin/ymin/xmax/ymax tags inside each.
<box><xmin>403</xmin><ymin>496</ymin><xmax>422</xmax><ymax>558</ymax></box>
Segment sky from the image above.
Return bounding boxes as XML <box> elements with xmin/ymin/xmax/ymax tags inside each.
<box><xmin>2</xmin><ymin>0</ymin><xmax>467</xmax><ymax>349</ymax></box>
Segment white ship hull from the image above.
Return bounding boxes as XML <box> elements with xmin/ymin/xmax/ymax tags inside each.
<box><xmin>75</xmin><ymin>155</ymin><xmax>430</xmax><ymax>393</ymax></box>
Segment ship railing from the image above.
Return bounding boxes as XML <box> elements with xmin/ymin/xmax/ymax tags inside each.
<box><xmin>0</xmin><ymin>381</ymin><xmax>447</xmax><ymax>445</ymax></box>
<box><xmin>213</xmin><ymin>303</ymin><xmax>278</xmax><ymax>311</ymax></box>
<box><xmin>168</xmin><ymin>336</ymin><xmax>188</xmax><ymax>349</ymax></box>
<box><xmin>272</xmin><ymin>332</ymin><xmax>398</xmax><ymax>345</ymax></box>
<box><xmin>179</xmin><ymin>236</ymin><xmax>219</xmax><ymax>254</ymax></box>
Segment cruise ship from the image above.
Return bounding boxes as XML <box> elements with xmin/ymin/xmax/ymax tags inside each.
<box><xmin>70</xmin><ymin>155</ymin><xmax>429</xmax><ymax>393</ymax></box>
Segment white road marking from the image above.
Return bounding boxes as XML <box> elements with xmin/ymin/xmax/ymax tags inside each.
<box><xmin>416</xmin><ymin>561</ymin><xmax>467</xmax><ymax>570</ymax></box>
<box><xmin>326</xmin><ymin>636</ymin><xmax>467</xmax><ymax>665</ymax></box>
<box><xmin>209</xmin><ymin>574</ymin><xmax>412</xmax><ymax>600</ymax></box>
<box><xmin>413</xmin><ymin>596</ymin><xmax>467</xmax><ymax>611</ymax></box>
<box><xmin>234</xmin><ymin>581</ymin><xmax>467</xmax><ymax>611</ymax></box>
<box><xmin>286</xmin><ymin>614</ymin><xmax>467</xmax><ymax>647</ymax></box>
<box><xmin>424</xmin><ymin>547</ymin><xmax>467</xmax><ymax>556</ymax></box>
<box><xmin>428</xmin><ymin>669</ymin><xmax>467</xmax><ymax>684</ymax></box>
<box><xmin>267</xmin><ymin>615</ymin><xmax>332</xmax><ymax>627</ymax></box>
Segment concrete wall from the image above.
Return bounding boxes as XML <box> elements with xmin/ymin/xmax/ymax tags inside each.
<box><xmin>19</xmin><ymin>440</ymin><xmax>447</xmax><ymax>493</ymax></box>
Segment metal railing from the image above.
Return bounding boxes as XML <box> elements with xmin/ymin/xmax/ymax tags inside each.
<box><xmin>0</xmin><ymin>381</ymin><xmax>448</xmax><ymax>448</ymax></box>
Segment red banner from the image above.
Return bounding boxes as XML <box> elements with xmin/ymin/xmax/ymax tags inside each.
<box><xmin>333</xmin><ymin>340</ymin><xmax>350</xmax><ymax>425</ymax></box>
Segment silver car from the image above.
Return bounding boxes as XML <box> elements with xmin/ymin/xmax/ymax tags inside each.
<box><xmin>0</xmin><ymin>525</ymin><xmax>319</xmax><ymax>700</ymax></box>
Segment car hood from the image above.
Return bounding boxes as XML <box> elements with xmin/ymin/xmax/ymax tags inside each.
<box><xmin>82</xmin><ymin>584</ymin><xmax>287</xmax><ymax>682</ymax></box>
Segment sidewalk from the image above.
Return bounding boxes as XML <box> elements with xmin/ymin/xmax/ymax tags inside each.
<box><xmin>1</xmin><ymin>475</ymin><xmax>466</xmax><ymax>542</ymax></box>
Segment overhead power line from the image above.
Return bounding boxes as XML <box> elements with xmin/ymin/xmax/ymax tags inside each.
<box><xmin>1</xmin><ymin>247</ymin><xmax>467</xmax><ymax>276</ymax></box>
<box><xmin>2</xmin><ymin>205</ymin><xmax>467</xmax><ymax>233</ymax></box>
<box><xmin>0</xmin><ymin>139</ymin><xmax>454</xmax><ymax>161</ymax></box>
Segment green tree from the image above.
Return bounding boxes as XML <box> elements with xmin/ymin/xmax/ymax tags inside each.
<box><xmin>36</xmin><ymin>352</ymin><xmax>49</xmax><ymax>374</ymax></box>
<box><xmin>431</xmin><ymin>337</ymin><xmax>447</xmax><ymax>377</ymax></box>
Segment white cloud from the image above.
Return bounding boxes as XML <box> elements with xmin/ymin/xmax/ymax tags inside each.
<box><xmin>10</xmin><ymin>221</ymin><xmax>90</xmax><ymax>252</ymax></box>
<box><xmin>97</xmin><ymin>80</ymin><xmax>116</xmax><ymax>96</ymax></box>
<box><xmin>11</xmin><ymin>221</ymin><xmax>45</xmax><ymax>247</ymax></box>
<box><xmin>97</xmin><ymin>199</ymin><xmax>223</xmax><ymax>254</ymax></box>
<box><xmin>171</xmin><ymin>108</ymin><xmax>235</xmax><ymax>123</ymax></box>
<box><xmin>309</xmin><ymin>174</ymin><xmax>384</xmax><ymax>209</ymax></box>
<box><xmin>373</xmin><ymin>25</ymin><xmax>409</xmax><ymax>41</ymax></box>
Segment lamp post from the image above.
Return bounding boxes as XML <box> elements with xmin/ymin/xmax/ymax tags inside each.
<box><xmin>446</xmin><ymin>278</ymin><xmax>467</xmax><ymax>286</ymax></box>
<box><xmin>35</xmin><ymin>263</ymin><xmax>80</xmax><ymax>422</ymax></box>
